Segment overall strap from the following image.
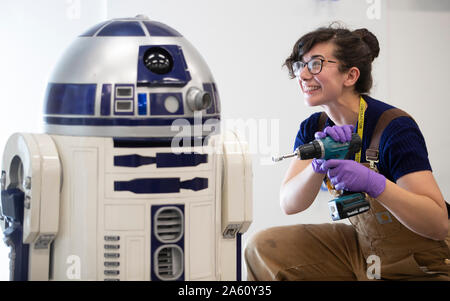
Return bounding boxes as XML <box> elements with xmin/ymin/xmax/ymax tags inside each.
<box><xmin>316</xmin><ymin>109</ymin><xmax>415</xmax><ymax>165</ymax></box>
<box><xmin>317</xmin><ymin>111</ymin><xmax>328</xmax><ymax>132</ymax></box>
<box><xmin>367</xmin><ymin>109</ymin><xmax>450</xmax><ymax>219</ymax></box>
<box><xmin>366</xmin><ymin>108</ymin><xmax>414</xmax><ymax>166</ymax></box>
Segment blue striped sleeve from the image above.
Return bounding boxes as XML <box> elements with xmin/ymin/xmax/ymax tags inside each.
<box><xmin>293</xmin><ymin>112</ymin><xmax>322</xmax><ymax>151</ymax></box>
<box><xmin>379</xmin><ymin>116</ymin><xmax>432</xmax><ymax>182</ymax></box>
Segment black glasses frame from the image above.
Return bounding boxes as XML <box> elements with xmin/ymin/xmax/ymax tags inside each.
<box><xmin>293</xmin><ymin>58</ymin><xmax>337</xmax><ymax>76</ymax></box>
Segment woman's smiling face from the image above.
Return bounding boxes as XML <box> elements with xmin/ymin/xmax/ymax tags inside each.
<box><xmin>297</xmin><ymin>41</ymin><xmax>347</xmax><ymax>107</ymax></box>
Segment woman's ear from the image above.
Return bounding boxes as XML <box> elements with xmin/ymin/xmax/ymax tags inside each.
<box><xmin>343</xmin><ymin>67</ymin><xmax>360</xmax><ymax>87</ymax></box>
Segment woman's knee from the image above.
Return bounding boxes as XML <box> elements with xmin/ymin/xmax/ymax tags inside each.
<box><xmin>245</xmin><ymin>227</ymin><xmax>283</xmax><ymax>261</ymax></box>
<box><xmin>244</xmin><ymin>227</ymin><xmax>285</xmax><ymax>280</ymax></box>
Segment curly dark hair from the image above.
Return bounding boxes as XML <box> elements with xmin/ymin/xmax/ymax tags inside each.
<box><xmin>284</xmin><ymin>23</ymin><xmax>380</xmax><ymax>94</ymax></box>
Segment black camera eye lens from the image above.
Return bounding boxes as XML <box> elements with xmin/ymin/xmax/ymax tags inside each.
<box><xmin>143</xmin><ymin>47</ymin><xmax>173</xmax><ymax>75</ymax></box>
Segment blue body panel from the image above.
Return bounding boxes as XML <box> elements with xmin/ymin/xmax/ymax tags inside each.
<box><xmin>100</xmin><ymin>84</ymin><xmax>112</xmax><ymax>116</ymax></box>
<box><xmin>114</xmin><ymin>177</ymin><xmax>208</xmax><ymax>194</ymax></box>
<box><xmin>113</xmin><ymin>137</ymin><xmax>210</xmax><ymax>148</ymax></box>
<box><xmin>44</xmin><ymin>115</ymin><xmax>220</xmax><ymax>126</ymax></box>
<box><xmin>114</xmin><ymin>153</ymin><xmax>208</xmax><ymax>168</ymax></box>
<box><xmin>138</xmin><ymin>93</ymin><xmax>147</xmax><ymax>115</ymax></box>
<box><xmin>44</xmin><ymin>83</ymin><xmax>96</xmax><ymax>115</ymax></box>
<box><xmin>150</xmin><ymin>93</ymin><xmax>184</xmax><ymax>115</ymax></box>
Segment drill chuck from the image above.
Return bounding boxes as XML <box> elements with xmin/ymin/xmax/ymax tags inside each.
<box><xmin>297</xmin><ymin>133</ymin><xmax>362</xmax><ymax>160</ymax></box>
<box><xmin>296</xmin><ymin>140</ymin><xmax>324</xmax><ymax>160</ymax></box>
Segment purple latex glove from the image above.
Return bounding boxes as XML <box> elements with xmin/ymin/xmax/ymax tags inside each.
<box><xmin>322</xmin><ymin>159</ymin><xmax>386</xmax><ymax>198</ymax></box>
<box><xmin>314</xmin><ymin>125</ymin><xmax>355</xmax><ymax>143</ymax></box>
<box><xmin>311</xmin><ymin>158</ymin><xmax>327</xmax><ymax>174</ymax></box>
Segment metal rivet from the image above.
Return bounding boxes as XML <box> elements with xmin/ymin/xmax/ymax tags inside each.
<box><xmin>24</xmin><ymin>177</ymin><xmax>31</xmax><ymax>190</ymax></box>
<box><xmin>24</xmin><ymin>196</ymin><xmax>31</xmax><ymax>210</ymax></box>
<box><xmin>1</xmin><ymin>171</ymin><xmax>6</xmax><ymax>190</ymax></box>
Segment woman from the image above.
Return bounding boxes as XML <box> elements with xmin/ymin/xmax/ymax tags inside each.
<box><xmin>245</xmin><ymin>24</ymin><xmax>450</xmax><ymax>280</ymax></box>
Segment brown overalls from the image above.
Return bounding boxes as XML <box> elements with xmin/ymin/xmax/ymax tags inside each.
<box><xmin>245</xmin><ymin>109</ymin><xmax>450</xmax><ymax>281</ymax></box>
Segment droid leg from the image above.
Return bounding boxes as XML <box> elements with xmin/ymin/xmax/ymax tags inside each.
<box><xmin>1</xmin><ymin>133</ymin><xmax>61</xmax><ymax>280</ymax></box>
<box><xmin>212</xmin><ymin>131</ymin><xmax>253</xmax><ymax>280</ymax></box>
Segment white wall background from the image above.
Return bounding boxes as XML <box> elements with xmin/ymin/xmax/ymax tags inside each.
<box><xmin>0</xmin><ymin>0</ymin><xmax>448</xmax><ymax>281</ymax></box>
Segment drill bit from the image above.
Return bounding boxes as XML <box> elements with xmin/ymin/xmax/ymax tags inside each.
<box><xmin>272</xmin><ymin>150</ymin><xmax>299</xmax><ymax>162</ymax></box>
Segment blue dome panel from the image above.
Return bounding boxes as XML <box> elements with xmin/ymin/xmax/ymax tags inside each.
<box><xmin>97</xmin><ymin>21</ymin><xmax>145</xmax><ymax>36</ymax></box>
<box><xmin>137</xmin><ymin>45</ymin><xmax>191</xmax><ymax>87</ymax></box>
<box><xmin>79</xmin><ymin>21</ymin><xmax>110</xmax><ymax>37</ymax></box>
<box><xmin>143</xmin><ymin>21</ymin><xmax>182</xmax><ymax>37</ymax></box>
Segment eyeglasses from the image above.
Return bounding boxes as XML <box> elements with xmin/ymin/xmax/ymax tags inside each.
<box><xmin>292</xmin><ymin>58</ymin><xmax>337</xmax><ymax>76</ymax></box>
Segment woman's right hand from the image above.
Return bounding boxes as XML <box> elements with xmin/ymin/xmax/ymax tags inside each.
<box><xmin>314</xmin><ymin>125</ymin><xmax>354</xmax><ymax>143</ymax></box>
<box><xmin>311</xmin><ymin>158</ymin><xmax>328</xmax><ymax>174</ymax></box>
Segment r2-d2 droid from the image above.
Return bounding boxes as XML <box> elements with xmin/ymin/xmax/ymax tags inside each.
<box><xmin>0</xmin><ymin>16</ymin><xmax>252</xmax><ymax>281</ymax></box>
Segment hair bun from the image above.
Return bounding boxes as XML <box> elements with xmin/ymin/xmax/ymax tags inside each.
<box><xmin>353</xmin><ymin>28</ymin><xmax>380</xmax><ymax>61</ymax></box>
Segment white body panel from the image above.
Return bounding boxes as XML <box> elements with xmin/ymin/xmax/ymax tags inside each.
<box><xmin>0</xmin><ymin>131</ymin><xmax>251</xmax><ymax>280</ymax></box>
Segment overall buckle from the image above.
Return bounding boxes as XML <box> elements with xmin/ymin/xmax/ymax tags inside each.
<box><xmin>366</xmin><ymin>149</ymin><xmax>379</xmax><ymax>171</ymax></box>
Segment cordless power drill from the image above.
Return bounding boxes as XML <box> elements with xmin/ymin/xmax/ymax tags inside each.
<box><xmin>273</xmin><ymin>133</ymin><xmax>370</xmax><ymax>221</ymax></box>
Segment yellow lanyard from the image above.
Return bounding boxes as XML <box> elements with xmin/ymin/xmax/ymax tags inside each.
<box><xmin>326</xmin><ymin>96</ymin><xmax>366</xmax><ymax>193</ymax></box>
<box><xmin>354</xmin><ymin>96</ymin><xmax>366</xmax><ymax>163</ymax></box>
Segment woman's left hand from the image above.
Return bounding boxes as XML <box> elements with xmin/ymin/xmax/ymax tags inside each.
<box><xmin>321</xmin><ymin>159</ymin><xmax>386</xmax><ymax>198</ymax></box>
<box><xmin>314</xmin><ymin>125</ymin><xmax>354</xmax><ymax>143</ymax></box>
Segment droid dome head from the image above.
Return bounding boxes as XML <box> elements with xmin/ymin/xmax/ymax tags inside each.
<box><xmin>43</xmin><ymin>15</ymin><xmax>221</xmax><ymax>138</ymax></box>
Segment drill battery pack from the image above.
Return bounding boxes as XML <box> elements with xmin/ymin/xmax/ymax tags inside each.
<box><xmin>328</xmin><ymin>192</ymin><xmax>370</xmax><ymax>221</ymax></box>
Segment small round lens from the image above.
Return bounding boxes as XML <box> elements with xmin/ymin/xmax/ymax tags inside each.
<box><xmin>309</xmin><ymin>59</ymin><xmax>322</xmax><ymax>74</ymax></box>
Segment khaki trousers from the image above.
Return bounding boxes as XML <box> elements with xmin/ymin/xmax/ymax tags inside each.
<box><xmin>245</xmin><ymin>221</ymin><xmax>450</xmax><ymax>281</ymax></box>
